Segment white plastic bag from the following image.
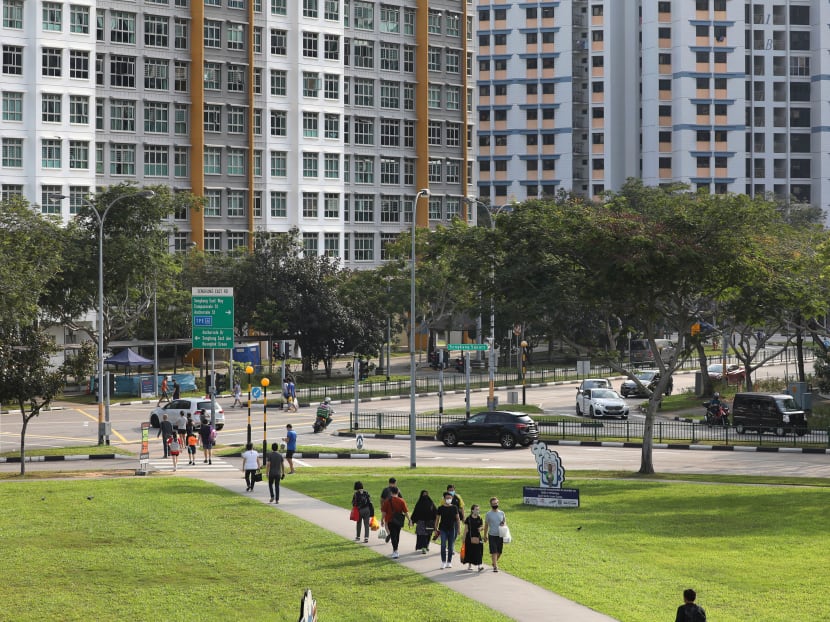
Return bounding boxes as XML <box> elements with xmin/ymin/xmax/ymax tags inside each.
<box><xmin>377</xmin><ymin>526</ymin><xmax>388</xmax><ymax>540</ymax></box>
<box><xmin>498</xmin><ymin>525</ymin><xmax>512</xmax><ymax>543</ymax></box>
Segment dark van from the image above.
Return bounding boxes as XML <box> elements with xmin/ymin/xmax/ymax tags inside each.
<box><xmin>732</xmin><ymin>393</ymin><xmax>808</xmax><ymax>436</ymax></box>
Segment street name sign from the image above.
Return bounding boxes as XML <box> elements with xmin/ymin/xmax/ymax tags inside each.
<box><xmin>192</xmin><ymin>287</ymin><xmax>234</xmax><ymax>349</ymax></box>
<box><xmin>446</xmin><ymin>343</ymin><xmax>489</xmax><ymax>351</ymax></box>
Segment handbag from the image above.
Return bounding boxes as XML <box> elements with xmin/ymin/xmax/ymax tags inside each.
<box><xmin>377</xmin><ymin>526</ymin><xmax>388</xmax><ymax>540</ymax></box>
<box><xmin>470</xmin><ymin>536</ymin><xmax>480</xmax><ymax>544</ymax></box>
<box><xmin>498</xmin><ymin>524</ymin><xmax>512</xmax><ymax>543</ymax></box>
<box><xmin>390</xmin><ymin>512</ymin><xmax>405</xmax><ymax>529</ymax></box>
<box><xmin>349</xmin><ymin>506</ymin><xmax>360</xmax><ymax>522</ymax></box>
<box><xmin>253</xmin><ymin>471</ymin><xmax>263</xmax><ymax>482</ymax></box>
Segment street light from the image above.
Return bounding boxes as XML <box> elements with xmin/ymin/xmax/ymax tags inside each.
<box><xmin>53</xmin><ymin>189</ymin><xmax>155</xmax><ymax>445</ymax></box>
<box><xmin>261</xmin><ymin>376</ymin><xmax>270</xmax><ymax>460</ymax></box>
<box><xmin>520</xmin><ymin>339</ymin><xmax>528</xmax><ymax>405</ymax></box>
<box><xmin>245</xmin><ymin>364</ymin><xmax>254</xmax><ymax>445</ymax></box>
<box><xmin>410</xmin><ymin>188</ymin><xmax>430</xmax><ymax>469</ymax></box>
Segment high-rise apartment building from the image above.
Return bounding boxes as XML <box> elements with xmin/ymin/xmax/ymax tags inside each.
<box><xmin>477</xmin><ymin>0</ymin><xmax>830</xmax><ymax>212</ymax></box>
<box><xmin>0</xmin><ymin>0</ymin><xmax>475</xmax><ymax>264</ymax></box>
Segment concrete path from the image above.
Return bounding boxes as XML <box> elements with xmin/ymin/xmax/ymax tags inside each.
<box><xmin>186</xmin><ymin>468</ymin><xmax>618</xmax><ymax>622</ymax></box>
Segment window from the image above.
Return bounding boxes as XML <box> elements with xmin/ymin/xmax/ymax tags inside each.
<box><xmin>270</xmin><ymin>69</ymin><xmax>286</xmax><ymax>96</ymax></box>
<box><xmin>204</xmin><ymin>20</ymin><xmax>221</xmax><ymax>48</ymax></box>
<box><xmin>271</xmin><ymin>0</ymin><xmax>286</xmax><ymax>15</ymax></box>
<box><xmin>428</xmin><ymin>84</ymin><xmax>441</xmax><ymax>108</ymax></box>
<box><xmin>403</xmin><ymin>7</ymin><xmax>414</xmax><ymax>34</ymax></box>
<box><xmin>42</xmin><ymin>93</ymin><xmax>62</xmax><ymax>123</ymax></box>
<box><xmin>353</xmin><ymin>39</ymin><xmax>374</xmax><ymax>69</ymax></box>
<box><xmin>270</xmin><ymin>191</ymin><xmax>287</xmax><ymax>217</ymax></box>
<box><xmin>303</xmin><ymin>72</ymin><xmax>320</xmax><ymax>97</ymax></box>
<box><xmin>144</xmin><ymin>14</ymin><xmax>168</xmax><ymax>46</ymax></box>
<box><xmin>110</xmin><ymin>11</ymin><xmax>136</xmax><ymax>44</ymax></box>
<box><xmin>227</xmin><ymin>23</ymin><xmax>244</xmax><ymax>50</ymax></box>
<box><xmin>324</xmin><ymin>0</ymin><xmax>339</xmax><ymax>21</ymax></box>
<box><xmin>69</xmin><ymin>5</ymin><xmax>89</xmax><ymax>33</ymax></box>
<box><xmin>428</xmin><ymin>121</ymin><xmax>442</xmax><ymax>146</ymax></box>
<box><xmin>353</xmin><ymin>78</ymin><xmax>374</xmax><ymax>106</ymax></box>
<box><xmin>43</xmin><ymin>2</ymin><xmax>62</xmax><ymax>31</ymax></box>
<box><xmin>42</xmin><ymin>47</ymin><xmax>62</xmax><ymax>77</ymax></box>
<box><xmin>227</xmin><ymin>65</ymin><xmax>245</xmax><ymax>92</ymax></box>
<box><xmin>174</xmin><ymin>61</ymin><xmax>188</xmax><ymax>92</ymax></box>
<box><xmin>302</xmin><ymin>192</ymin><xmax>318</xmax><ymax>219</ymax></box>
<box><xmin>446</xmin><ymin>123</ymin><xmax>460</xmax><ymax>147</ymax></box>
<box><xmin>428</xmin><ymin>9</ymin><xmax>441</xmax><ymax>33</ymax></box>
<box><xmin>353</xmin><ymin>194</ymin><xmax>374</xmax><ymax>222</ymax></box>
<box><xmin>204</xmin><ymin>104</ymin><xmax>222</xmax><ymax>132</ymax></box>
<box><xmin>354</xmin><ymin>155</ymin><xmax>373</xmax><ymax>183</ymax></box>
<box><xmin>380</xmin><ymin>43</ymin><xmax>399</xmax><ymax>71</ymax></box>
<box><xmin>227</xmin><ymin>149</ymin><xmax>244</xmax><ymax>175</ymax></box>
<box><xmin>203</xmin><ymin>190</ymin><xmax>221</xmax><ymax>217</ymax></box>
<box><xmin>303</xmin><ymin>0</ymin><xmax>318</xmax><ymax>18</ymax></box>
<box><xmin>381</xmin><ymin>5</ymin><xmax>399</xmax><ymax>32</ymax></box>
<box><xmin>428</xmin><ymin>47</ymin><xmax>441</xmax><ymax>71</ymax></box>
<box><xmin>303</xmin><ymin>111</ymin><xmax>319</xmax><ymax>137</ymax></box>
<box><xmin>110</xmin><ymin>55</ymin><xmax>136</xmax><ymax>87</ymax></box>
<box><xmin>446</xmin><ymin>86</ymin><xmax>460</xmax><ymax>110</ymax></box>
<box><xmin>174</xmin><ymin>104</ymin><xmax>188</xmax><ymax>135</ymax></box>
<box><xmin>69</xmin><ymin>50</ymin><xmax>89</xmax><ymax>79</ymax></box>
<box><xmin>324</xmin><ymin>74</ymin><xmax>339</xmax><ymax>100</ymax></box>
<box><xmin>381</xmin><ymin>81</ymin><xmax>399</xmax><ymax>108</ymax></box>
<box><xmin>380</xmin><ymin>119</ymin><xmax>399</xmax><ymax>146</ymax></box>
<box><xmin>380</xmin><ymin>158</ymin><xmax>399</xmax><ymax>184</ymax></box>
<box><xmin>270</xmin><ymin>110</ymin><xmax>286</xmax><ymax>136</ymax></box>
<box><xmin>353</xmin><ymin>117</ymin><xmax>374</xmax><ymax>145</ymax></box>
<box><xmin>4</xmin><ymin>0</ymin><xmax>23</xmax><ymax>28</ymax></box>
<box><xmin>69</xmin><ymin>95</ymin><xmax>89</xmax><ymax>124</ymax></box>
<box><xmin>204</xmin><ymin>62</ymin><xmax>221</xmax><ymax>90</ymax></box>
<box><xmin>174</xmin><ymin>18</ymin><xmax>188</xmax><ymax>49</ymax></box>
<box><xmin>324</xmin><ymin>113</ymin><xmax>339</xmax><ymax>139</ymax></box>
<box><xmin>227</xmin><ymin>106</ymin><xmax>244</xmax><ymax>134</ymax></box>
<box><xmin>354</xmin><ymin>1</ymin><xmax>373</xmax><ymax>29</ymax></box>
<box><xmin>303</xmin><ymin>31</ymin><xmax>318</xmax><ymax>58</ymax></box>
<box><xmin>446</xmin><ymin>49</ymin><xmax>460</xmax><ymax>74</ymax></box>
<box><xmin>2</xmin><ymin>138</ymin><xmax>23</xmax><ymax>168</ymax></box>
<box><xmin>324</xmin><ymin>33</ymin><xmax>339</xmax><ymax>60</ymax></box>
<box><xmin>172</xmin><ymin>146</ymin><xmax>188</xmax><ymax>177</ymax></box>
<box><xmin>143</xmin><ymin>145</ymin><xmax>167</xmax><ymax>176</ymax></box>
<box><xmin>109</xmin><ymin>143</ymin><xmax>136</xmax><ymax>175</ymax></box>
<box><xmin>144</xmin><ymin>58</ymin><xmax>168</xmax><ymax>89</ymax></box>
<box><xmin>324</xmin><ymin>153</ymin><xmax>339</xmax><ymax>179</ymax></box>
<box><xmin>403</xmin><ymin>45</ymin><xmax>414</xmax><ymax>73</ymax></box>
<box><xmin>270</xmin><ymin>151</ymin><xmax>286</xmax><ymax>177</ymax></box>
<box><xmin>428</xmin><ymin>159</ymin><xmax>441</xmax><ymax>183</ymax></box>
<box><xmin>303</xmin><ymin>152</ymin><xmax>318</xmax><ymax>178</ymax></box>
<box><xmin>270</xmin><ymin>28</ymin><xmax>286</xmax><ymax>55</ymax></box>
<box><xmin>203</xmin><ymin>147</ymin><xmax>221</xmax><ymax>175</ymax></box>
<box><xmin>144</xmin><ymin>102</ymin><xmax>168</xmax><ymax>133</ymax></box>
<box><xmin>110</xmin><ymin>99</ymin><xmax>136</xmax><ymax>131</ymax></box>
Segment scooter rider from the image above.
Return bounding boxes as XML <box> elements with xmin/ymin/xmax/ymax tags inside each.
<box><xmin>316</xmin><ymin>397</ymin><xmax>334</xmax><ymax>426</ymax></box>
<box><xmin>704</xmin><ymin>392</ymin><xmax>727</xmax><ymax>423</ymax></box>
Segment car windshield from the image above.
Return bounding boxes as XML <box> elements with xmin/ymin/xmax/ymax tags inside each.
<box><xmin>591</xmin><ymin>389</ymin><xmax>618</xmax><ymax>399</ymax></box>
<box><xmin>776</xmin><ymin>397</ymin><xmax>801</xmax><ymax>412</ymax></box>
<box><xmin>709</xmin><ymin>365</ymin><xmax>723</xmax><ymax>373</ymax></box>
<box><xmin>636</xmin><ymin>372</ymin><xmax>657</xmax><ymax>381</ymax></box>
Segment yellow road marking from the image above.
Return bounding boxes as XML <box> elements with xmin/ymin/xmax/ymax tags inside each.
<box><xmin>76</xmin><ymin>408</ymin><xmax>129</xmax><ymax>443</ymax></box>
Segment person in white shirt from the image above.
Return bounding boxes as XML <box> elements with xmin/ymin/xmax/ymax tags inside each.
<box><xmin>241</xmin><ymin>443</ymin><xmax>261</xmax><ymax>492</ymax></box>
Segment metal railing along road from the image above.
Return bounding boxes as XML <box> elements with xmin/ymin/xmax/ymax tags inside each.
<box><xmin>348</xmin><ymin>411</ymin><xmax>829</xmax><ymax>448</ymax></box>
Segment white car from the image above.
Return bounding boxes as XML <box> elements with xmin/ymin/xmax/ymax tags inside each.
<box><xmin>576</xmin><ymin>378</ymin><xmax>612</xmax><ymax>396</ymax></box>
<box><xmin>149</xmin><ymin>398</ymin><xmax>225</xmax><ymax>430</ymax></box>
<box><xmin>576</xmin><ymin>388</ymin><xmax>629</xmax><ymax>419</ymax></box>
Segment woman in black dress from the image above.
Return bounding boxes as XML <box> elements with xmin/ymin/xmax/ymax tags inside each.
<box><xmin>410</xmin><ymin>490</ymin><xmax>437</xmax><ymax>554</ymax></box>
<box><xmin>462</xmin><ymin>504</ymin><xmax>484</xmax><ymax>571</ymax></box>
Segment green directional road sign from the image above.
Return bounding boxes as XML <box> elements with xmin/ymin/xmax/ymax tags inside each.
<box><xmin>192</xmin><ymin>287</ymin><xmax>234</xmax><ymax>349</ymax></box>
<box><xmin>446</xmin><ymin>343</ymin><xmax>489</xmax><ymax>351</ymax></box>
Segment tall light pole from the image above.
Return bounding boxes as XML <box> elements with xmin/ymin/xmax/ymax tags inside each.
<box><xmin>410</xmin><ymin>188</ymin><xmax>430</xmax><ymax>469</ymax></box>
<box><xmin>53</xmin><ymin>189</ymin><xmax>155</xmax><ymax>445</ymax></box>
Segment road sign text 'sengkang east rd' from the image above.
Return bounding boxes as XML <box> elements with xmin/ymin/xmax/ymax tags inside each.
<box><xmin>446</xmin><ymin>343</ymin><xmax>489</xmax><ymax>351</ymax></box>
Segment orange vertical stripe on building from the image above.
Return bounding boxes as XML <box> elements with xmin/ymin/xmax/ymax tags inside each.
<box><xmin>189</xmin><ymin>1</ymin><xmax>205</xmax><ymax>250</ymax></box>
<box><xmin>415</xmin><ymin>0</ymin><xmax>430</xmax><ymax>227</ymax></box>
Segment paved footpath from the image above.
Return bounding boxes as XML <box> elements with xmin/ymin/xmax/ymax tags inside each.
<box><xmin>184</xmin><ymin>468</ymin><xmax>618</xmax><ymax>622</ymax></box>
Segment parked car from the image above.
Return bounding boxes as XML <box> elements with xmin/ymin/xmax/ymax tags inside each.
<box><xmin>627</xmin><ymin>339</ymin><xmax>675</xmax><ymax>366</ymax></box>
<box><xmin>707</xmin><ymin>363</ymin><xmax>746</xmax><ymax>384</ymax></box>
<box><xmin>149</xmin><ymin>398</ymin><xmax>225</xmax><ymax>430</ymax></box>
<box><xmin>435</xmin><ymin>411</ymin><xmax>539</xmax><ymax>449</ymax></box>
<box><xmin>732</xmin><ymin>393</ymin><xmax>808</xmax><ymax>436</ymax></box>
<box><xmin>576</xmin><ymin>388</ymin><xmax>629</xmax><ymax>419</ymax></box>
<box><xmin>619</xmin><ymin>370</ymin><xmax>673</xmax><ymax>397</ymax></box>
<box><xmin>576</xmin><ymin>378</ymin><xmax>612</xmax><ymax>396</ymax></box>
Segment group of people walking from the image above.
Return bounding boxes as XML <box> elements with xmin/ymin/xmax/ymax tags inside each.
<box><xmin>157</xmin><ymin>410</ymin><xmax>216</xmax><ymax>471</ymax></box>
<box><xmin>350</xmin><ymin>477</ymin><xmax>508</xmax><ymax>572</ymax></box>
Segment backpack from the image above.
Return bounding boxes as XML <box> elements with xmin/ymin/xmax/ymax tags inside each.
<box><xmin>355</xmin><ymin>490</ymin><xmax>370</xmax><ymax>508</ymax></box>
<box><xmin>209</xmin><ymin>426</ymin><xmax>217</xmax><ymax>441</ymax></box>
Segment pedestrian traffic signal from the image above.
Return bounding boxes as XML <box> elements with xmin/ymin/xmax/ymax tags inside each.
<box><xmin>273</xmin><ymin>342</ymin><xmax>280</xmax><ymax>360</ymax></box>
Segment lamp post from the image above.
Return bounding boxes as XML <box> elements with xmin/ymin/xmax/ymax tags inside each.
<box><xmin>520</xmin><ymin>339</ymin><xmax>528</xmax><ymax>405</ymax></box>
<box><xmin>245</xmin><ymin>364</ymin><xmax>254</xmax><ymax>444</ymax></box>
<box><xmin>410</xmin><ymin>188</ymin><xmax>430</xmax><ymax>469</ymax></box>
<box><xmin>261</xmin><ymin>377</ymin><xmax>270</xmax><ymax>460</ymax></box>
<box><xmin>52</xmin><ymin>189</ymin><xmax>155</xmax><ymax>445</ymax></box>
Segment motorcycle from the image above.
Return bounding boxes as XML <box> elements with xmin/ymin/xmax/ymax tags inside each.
<box><xmin>312</xmin><ymin>406</ymin><xmax>334</xmax><ymax>433</ymax></box>
<box><xmin>703</xmin><ymin>402</ymin><xmax>731</xmax><ymax>427</ymax></box>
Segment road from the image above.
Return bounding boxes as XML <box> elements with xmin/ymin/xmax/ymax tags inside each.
<box><xmin>2</xmin><ymin>362</ymin><xmax>828</xmax><ymax>477</ymax></box>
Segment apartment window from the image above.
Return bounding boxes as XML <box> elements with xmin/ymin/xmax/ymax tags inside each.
<box><xmin>173</xmin><ymin>147</ymin><xmax>188</xmax><ymax>177</ymax></box>
<box><xmin>353</xmin><ymin>78</ymin><xmax>374</xmax><ymax>106</ymax></box>
<box><xmin>43</xmin><ymin>2</ymin><xmax>62</xmax><ymax>30</ymax></box>
<box><xmin>428</xmin><ymin>121</ymin><xmax>442</xmax><ymax>146</ymax></box>
<box><xmin>69</xmin><ymin>5</ymin><xmax>89</xmax><ymax>33</ymax></box>
<box><xmin>204</xmin><ymin>20</ymin><xmax>221</xmax><ymax>47</ymax></box>
<box><xmin>270</xmin><ymin>29</ymin><xmax>286</xmax><ymax>55</ymax></box>
<box><xmin>380</xmin><ymin>5</ymin><xmax>399</xmax><ymax>32</ymax></box>
<box><xmin>446</xmin><ymin>49</ymin><xmax>460</xmax><ymax>74</ymax></box>
<box><xmin>227</xmin><ymin>149</ymin><xmax>244</xmax><ymax>175</ymax></box>
<box><xmin>227</xmin><ymin>65</ymin><xmax>245</xmax><ymax>92</ymax></box>
<box><xmin>4</xmin><ymin>0</ymin><xmax>23</xmax><ymax>28</ymax></box>
<box><xmin>303</xmin><ymin>0</ymin><xmax>318</xmax><ymax>18</ymax></box>
<box><xmin>303</xmin><ymin>31</ymin><xmax>318</xmax><ymax>58</ymax></box>
<box><xmin>67</xmin><ymin>186</ymin><xmax>88</xmax><ymax>215</ymax></box>
<box><xmin>403</xmin><ymin>7</ymin><xmax>414</xmax><ymax>34</ymax></box>
<box><xmin>204</xmin><ymin>104</ymin><xmax>221</xmax><ymax>132</ymax></box>
<box><xmin>380</xmin><ymin>158</ymin><xmax>399</xmax><ymax>184</ymax></box>
<box><xmin>353</xmin><ymin>39</ymin><xmax>374</xmax><ymax>69</ymax></box>
<box><xmin>303</xmin><ymin>111</ymin><xmax>319</xmax><ymax>138</ymax></box>
<box><xmin>271</xmin><ymin>0</ymin><xmax>286</xmax><ymax>14</ymax></box>
<box><xmin>95</xmin><ymin>142</ymin><xmax>103</xmax><ymax>173</ymax></box>
<box><xmin>110</xmin><ymin>11</ymin><xmax>136</xmax><ymax>43</ymax></box>
<box><xmin>174</xmin><ymin>18</ymin><xmax>188</xmax><ymax>49</ymax></box>
<box><xmin>253</xmin><ymin>149</ymin><xmax>262</xmax><ymax>175</ymax></box>
<box><xmin>110</xmin><ymin>55</ymin><xmax>136</xmax><ymax>87</ymax></box>
<box><xmin>428</xmin><ymin>47</ymin><xmax>441</xmax><ymax>72</ymax></box>
<box><xmin>301</xmin><ymin>193</ymin><xmax>319</xmax><ymax>219</ymax></box>
<box><xmin>204</xmin><ymin>62</ymin><xmax>221</xmax><ymax>90</ymax></box>
<box><xmin>353</xmin><ymin>1</ymin><xmax>373</xmax><ymax>29</ymax></box>
<box><xmin>270</xmin><ymin>151</ymin><xmax>286</xmax><ymax>177</ymax></box>
<box><xmin>354</xmin><ymin>156</ymin><xmax>374</xmax><ymax>183</ymax></box>
<box><xmin>323</xmin><ymin>153</ymin><xmax>339</xmax><ymax>179</ymax></box>
<box><xmin>323</xmin><ymin>74</ymin><xmax>339</xmax><ymax>100</ymax></box>
<box><xmin>324</xmin><ymin>0</ymin><xmax>339</xmax><ymax>20</ymax></box>
<box><xmin>404</xmin><ymin>120</ymin><xmax>415</xmax><ymax>147</ymax></box>
<box><xmin>317</xmin><ymin>114</ymin><xmax>337</xmax><ymax>141</ymax></box>
<box><xmin>403</xmin><ymin>45</ymin><xmax>414</xmax><ymax>73</ymax></box>
<box><xmin>380</xmin><ymin>81</ymin><xmax>399</xmax><ymax>109</ymax></box>
<box><xmin>445</xmin><ymin>123</ymin><xmax>460</xmax><ymax>147</ymax></box>
<box><xmin>110</xmin><ymin>99</ymin><xmax>136</xmax><ymax>131</ymax></box>
<box><xmin>352</xmin><ymin>234</ymin><xmax>373</xmax><ymax>262</ymax></box>
<box><xmin>353</xmin><ymin>194</ymin><xmax>373</xmax><ymax>222</ymax></box>
<box><xmin>303</xmin><ymin>72</ymin><xmax>320</xmax><ymax>97</ymax></box>
<box><xmin>41</xmin><ymin>47</ymin><xmax>62</xmax><ymax>77</ymax></box>
<box><xmin>380</xmin><ymin>43</ymin><xmax>399</xmax><ymax>71</ymax></box>
<box><xmin>67</xmin><ymin>50</ymin><xmax>89</xmax><ymax>80</ymax></box>
<box><xmin>380</xmin><ymin>119</ymin><xmax>400</xmax><ymax>147</ymax></box>
<box><xmin>227</xmin><ymin>24</ymin><xmax>244</xmax><ymax>50</ymax></box>
<box><xmin>428</xmin><ymin>84</ymin><xmax>441</xmax><ymax>109</ymax></box>
<box><xmin>227</xmin><ymin>106</ymin><xmax>244</xmax><ymax>134</ymax></box>
<box><xmin>110</xmin><ymin>143</ymin><xmax>135</xmax><ymax>175</ymax></box>
<box><xmin>174</xmin><ymin>61</ymin><xmax>188</xmax><ymax>92</ymax></box>
<box><xmin>270</xmin><ymin>110</ymin><xmax>286</xmax><ymax>136</ymax></box>
<box><xmin>204</xmin><ymin>147</ymin><xmax>221</xmax><ymax>174</ymax></box>
<box><xmin>323</xmin><ymin>33</ymin><xmax>340</xmax><ymax>60</ymax></box>
<box><xmin>143</xmin><ymin>145</ymin><xmax>168</xmax><ymax>176</ymax></box>
<box><xmin>69</xmin><ymin>95</ymin><xmax>89</xmax><ymax>124</ymax></box>
<box><xmin>353</xmin><ymin>118</ymin><xmax>374</xmax><ymax>145</ymax></box>
<box><xmin>144</xmin><ymin>58</ymin><xmax>168</xmax><ymax>89</ymax></box>
<box><xmin>446</xmin><ymin>86</ymin><xmax>460</xmax><ymax>111</ymax></box>
<box><xmin>270</xmin><ymin>69</ymin><xmax>286</xmax><ymax>96</ymax></box>
<box><xmin>2</xmin><ymin>138</ymin><xmax>23</xmax><ymax>168</ymax></box>
<box><xmin>269</xmin><ymin>191</ymin><xmax>287</xmax><ymax>217</ymax></box>
<box><xmin>174</xmin><ymin>104</ymin><xmax>188</xmax><ymax>135</ymax></box>
<box><xmin>42</xmin><ymin>93</ymin><xmax>62</xmax><ymax>123</ymax></box>
<box><xmin>428</xmin><ymin>159</ymin><xmax>442</xmax><ymax>184</ymax></box>
<box><xmin>144</xmin><ymin>102</ymin><xmax>168</xmax><ymax>134</ymax></box>
<box><xmin>144</xmin><ymin>14</ymin><xmax>168</xmax><ymax>47</ymax></box>
<box><xmin>203</xmin><ymin>190</ymin><xmax>221</xmax><ymax>217</ymax></box>
<box><xmin>303</xmin><ymin>152</ymin><xmax>318</xmax><ymax>178</ymax></box>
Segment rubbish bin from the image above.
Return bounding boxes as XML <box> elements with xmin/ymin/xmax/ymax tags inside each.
<box><xmin>507</xmin><ymin>391</ymin><xmax>518</xmax><ymax>405</ymax></box>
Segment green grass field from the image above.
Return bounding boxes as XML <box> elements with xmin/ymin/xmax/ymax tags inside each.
<box><xmin>1</xmin><ymin>469</ymin><xmax>827</xmax><ymax>621</ymax></box>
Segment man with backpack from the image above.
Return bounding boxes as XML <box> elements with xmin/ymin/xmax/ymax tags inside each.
<box><xmin>675</xmin><ymin>588</ymin><xmax>706</xmax><ymax>622</ymax></box>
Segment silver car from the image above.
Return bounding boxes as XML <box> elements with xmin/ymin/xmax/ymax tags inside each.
<box><xmin>149</xmin><ymin>398</ymin><xmax>225</xmax><ymax>430</ymax></box>
<box><xmin>576</xmin><ymin>388</ymin><xmax>629</xmax><ymax>419</ymax></box>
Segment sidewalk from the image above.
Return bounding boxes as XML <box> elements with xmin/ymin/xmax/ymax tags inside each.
<box><xmin>187</xmin><ymin>468</ymin><xmax>618</xmax><ymax>622</ymax></box>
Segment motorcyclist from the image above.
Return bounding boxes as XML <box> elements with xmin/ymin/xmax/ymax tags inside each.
<box><xmin>705</xmin><ymin>393</ymin><xmax>726</xmax><ymax>421</ymax></box>
<box><xmin>316</xmin><ymin>397</ymin><xmax>334</xmax><ymax>426</ymax></box>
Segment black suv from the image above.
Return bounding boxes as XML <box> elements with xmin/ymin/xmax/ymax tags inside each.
<box><xmin>436</xmin><ymin>411</ymin><xmax>539</xmax><ymax>449</ymax></box>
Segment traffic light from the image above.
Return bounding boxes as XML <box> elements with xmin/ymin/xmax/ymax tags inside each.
<box><xmin>273</xmin><ymin>341</ymin><xmax>280</xmax><ymax>361</ymax></box>
<box><xmin>358</xmin><ymin>359</ymin><xmax>369</xmax><ymax>380</ymax></box>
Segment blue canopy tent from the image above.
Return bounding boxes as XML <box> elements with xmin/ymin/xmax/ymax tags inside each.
<box><xmin>104</xmin><ymin>348</ymin><xmax>154</xmax><ymax>374</ymax></box>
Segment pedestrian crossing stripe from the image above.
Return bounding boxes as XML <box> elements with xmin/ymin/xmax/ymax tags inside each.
<box><xmin>148</xmin><ymin>458</ymin><xmax>235</xmax><ymax>471</ymax></box>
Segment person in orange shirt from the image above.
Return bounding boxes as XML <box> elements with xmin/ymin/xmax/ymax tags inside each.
<box><xmin>186</xmin><ymin>433</ymin><xmax>198</xmax><ymax>465</ymax></box>
<box><xmin>380</xmin><ymin>487</ymin><xmax>409</xmax><ymax>559</ymax></box>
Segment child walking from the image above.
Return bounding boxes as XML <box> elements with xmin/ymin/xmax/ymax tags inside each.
<box><xmin>168</xmin><ymin>435</ymin><xmax>181</xmax><ymax>471</ymax></box>
<box><xmin>186</xmin><ymin>433</ymin><xmax>198</xmax><ymax>465</ymax></box>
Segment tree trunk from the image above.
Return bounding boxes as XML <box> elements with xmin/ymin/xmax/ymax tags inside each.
<box><xmin>795</xmin><ymin>322</ymin><xmax>805</xmax><ymax>383</ymax></box>
<box><xmin>18</xmin><ymin>401</ymin><xmax>29</xmax><ymax>476</ymax></box>
<box><xmin>639</xmin><ymin>405</ymin><xmax>655</xmax><ymax>474</ymax></box>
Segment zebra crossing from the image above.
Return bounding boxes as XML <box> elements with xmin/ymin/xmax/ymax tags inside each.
<box><xmin>148</xmin><ymin>456</ymin><xmax>236</xmax><ymax>473</ymax></box>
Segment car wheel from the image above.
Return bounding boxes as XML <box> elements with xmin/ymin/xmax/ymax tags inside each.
<box><xmin>442</xmin><ymin>431</ymin><xmax>459</xmax><ymax>447</ymax></box>
<box><xmin>796</xmin><ymin>427</ymin><xmax>808</xmax><ymax>437</ymax></box>
<box><xmin>150</xmin><ymin>414</ymin><xmax>160</xmax><ymax>428</ymax></box>
<box><xmin>589</xmin><ymin>407</ymin><xmax>597</xmax><ymax>418</ymax></box>
<box><xmin>775</xmin><ymin>426</ymin><xmax>786</xmax><ymax>437</ymax></box>
<box><xmin>735</xmin><ymin>424</ymin><xmax>745</xmax><ymax>434</ymax></box>
<box><xmin>499</xmin><ymin>433</ymin><xmax>517</xmax><ymax>449</ymax></box>
<box><xmin>216</xmin><ymin>424</ymin><xmax>224</xmax><ymax>431</ymax></box>
<box><xmin>575</xmin><ymin>402</ymin><xmax>582</xmax><ymax>416</ymax></box>
<box><xmin>622</xmin><ymin>415</ymin><xmax>628</xmax><ymax>420</ymax></box>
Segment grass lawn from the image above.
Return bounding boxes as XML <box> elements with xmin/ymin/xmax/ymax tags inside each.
<box><xmin>0</xmin><ymin>477</ymin><xmax>510</xmax><ymax>622</ymax></box>
<box><xmin>282</xmin><ymin>468</ymin><xmax>830</xmax><ymax>622</ymax></box>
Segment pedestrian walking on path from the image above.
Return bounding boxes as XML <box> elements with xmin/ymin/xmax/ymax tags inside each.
<box><xmin>241</xmin><ymin>443</ymin><xmax>261</xmax><ymax>491</ymax></box>
<box><xmin>265</xmin><ymin>443</ymin><xmax>285</xmax><ymax>503</ymax></box>
<box><xmin>484</xmin><ymin>496</ymin><xmax>506</xmax><ymax>573</ymax></box>
<box><xmin>380</xmin><ymin>486</ymin><xmax>409</xmax><ymax>559</ymax></box>
<box><xmin>434</xmin><ymin>490</ymin><xmax>462</xmax><ymax>569</ymax></box>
